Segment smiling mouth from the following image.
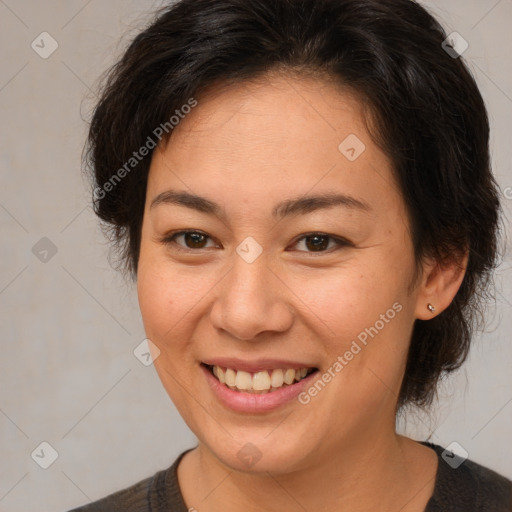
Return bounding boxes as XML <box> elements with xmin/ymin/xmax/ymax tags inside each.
<box><xmin>203</xmin><ymin>363</ymin><xmax>318</xmax><ymax>394</ymax></box>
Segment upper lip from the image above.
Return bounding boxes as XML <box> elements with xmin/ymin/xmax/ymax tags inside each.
<box><xmin>202</xmin><ymin>358</ymin><xmax>318</xmax><ymax>373</ymax></box>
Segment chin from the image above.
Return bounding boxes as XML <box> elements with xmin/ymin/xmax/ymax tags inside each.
<box><xmin>198</xmin><ymin>430</ymin><xmax>314</xmax><ymax>475</ymax></box>
<box><xmin>216</xmin><ymin>446</ymin><xmax>300</xmax><ymax>474</ymax></box>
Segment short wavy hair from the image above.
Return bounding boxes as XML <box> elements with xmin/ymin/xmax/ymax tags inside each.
<box><xmin>85</xmin><ymin>0</ymin><xmax>502</xmax><ymax>409</ymax></box>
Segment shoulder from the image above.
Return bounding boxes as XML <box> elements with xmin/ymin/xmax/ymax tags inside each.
<box><xmin>66</xmin><ymin>471</ymin><xmax>160</xmax><ymax>512</ymax></box>
<box><xmin>66</xmin><ymin>449</ymin><xmax>192</xmax><ymax>512</ymax></box>
<box><xmin>424</xmin><ymin>442</ymin><xmax>512</xmax><ymax>512</ymax></box>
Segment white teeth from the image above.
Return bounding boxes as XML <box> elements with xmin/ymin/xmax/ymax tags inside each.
<box><xmin>209</xmin><ymin>365</ymin><xmax>314</xmax><ymax>393</ymax></box>
<box><xmin>235</xmin><ymin>370</ymin><xmax>252</xmax><ymax>390</ymax></box>
<box><xmin>252</xmin><ymin>370</ymin><xmax>271</xmax><ymax>391</ymax></box>
<box><xmin>271</xmin><ymin>368</ymin><xmax>284</xmax><ymax>387</ymax></box>
<box><xmin>283</xmin><ymin>369</ymin><xmax>295</xmax><ymax>385</ymax></box>
<box><xmin>225</xmin><ymin>368</ymin><xmax>236</xmax><ymax>387</ymax></box>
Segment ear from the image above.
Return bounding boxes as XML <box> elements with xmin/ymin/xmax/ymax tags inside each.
<box><xmin>414</xmin><ymin>249</ymin><xmax>469</xmax><ymax>320</ymax></box>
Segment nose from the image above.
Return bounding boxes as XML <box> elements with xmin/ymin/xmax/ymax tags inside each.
<box><xmin>209</xmin><ymin>254</ymin><xmax>294</xmax><ymax>341</ymax></box>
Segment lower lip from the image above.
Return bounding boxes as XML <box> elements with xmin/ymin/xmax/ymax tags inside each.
<box><xmin>201</xmin><ymin>364</ymin><xmax>319</xmax><ymax>413</ymax></box>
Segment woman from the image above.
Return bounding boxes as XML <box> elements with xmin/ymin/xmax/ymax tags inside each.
<box><xmin>71</xmin><ymin>0</ymin><xmax>511</xmax><ymax>510</ymax></box>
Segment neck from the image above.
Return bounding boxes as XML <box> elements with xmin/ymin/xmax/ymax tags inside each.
<box><xmin>178</xmin><ymin>429</ymin><xmax>438</xmax><ymax>512</ymax></box>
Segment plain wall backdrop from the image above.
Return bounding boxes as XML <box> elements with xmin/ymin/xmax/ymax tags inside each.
<box><xmin>0</xmin><ymin>1</ymin><xmax>511</xmax><ymax>510</ymax></box>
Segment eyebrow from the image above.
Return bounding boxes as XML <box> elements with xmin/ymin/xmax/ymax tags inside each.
<box><xmin>150</xmin><ymin>189</ymin><xmax>371</xmax><ymax>219</ymax></box>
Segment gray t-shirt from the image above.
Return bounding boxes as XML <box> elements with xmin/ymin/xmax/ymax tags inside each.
<box><xmin>68</xmin><ymin>442</ymin><xmax>512</xmax><ymax>511</ymax></box>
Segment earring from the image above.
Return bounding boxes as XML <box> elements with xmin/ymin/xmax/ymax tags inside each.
<box><xmin>427</xmin><ymin>303</ymin><xmax>436</xmax><ymax>313</ymax></box>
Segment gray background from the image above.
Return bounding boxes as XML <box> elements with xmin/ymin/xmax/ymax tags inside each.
<box><xmin>0</xmin><ymin>1</ymin><xmax>511</xmax><ymax>511</ymax></box>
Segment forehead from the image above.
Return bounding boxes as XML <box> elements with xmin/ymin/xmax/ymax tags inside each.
<box><xmin>147</xmin><ymin>71</ymin><xmax>402</xmax><ymax>218</ymax></box>
<box><xmin>169</xmin><ymin>71</ymin><xmax>368</xmax><ymax>150</ymax></box>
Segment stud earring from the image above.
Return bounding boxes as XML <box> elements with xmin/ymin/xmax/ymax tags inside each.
<box><xmin>427</xmin><ymin>303</ymin><xmax>436</xmax><ymax>313</ymax></box>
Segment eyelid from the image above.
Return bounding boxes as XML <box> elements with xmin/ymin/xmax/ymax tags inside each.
<box><xmin>288</xmin><ymin>232</ymin><xmax>352</xmax><ymax>254</ymax></box>
<box><xmin>161</xmin><ymin>230</ymin><xmax>220</xmax><ymax>251</ymax></box>
<box><xmin>161</xmin><ymin>230</ymin><xmax>352</xmax><ymax>254</ymax></box>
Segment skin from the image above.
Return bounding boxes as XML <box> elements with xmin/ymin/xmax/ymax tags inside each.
<box><xmin>137</xmin><ymin>71</ymin><xmax>467</xmax><ymax>511</ymax></box>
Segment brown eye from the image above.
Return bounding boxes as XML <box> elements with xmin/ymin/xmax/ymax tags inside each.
<box><xmin>163</xmin><ymin>231</ymin><xmax>216</xmax><ymax>250</ymax></box>
<box><xmin>304</xmin><ymin>234</ymin><xmax>330</xmax><ymax>251</ymax></box>
<box><xmin>292</xmin><ymin>233</ymin><xmax>351</xmax><ymax>253</ymax></box>
<box><xmin>183</xmin><ymin>232</ymin><xmax>208</xmax><ymax>248</ymax></box>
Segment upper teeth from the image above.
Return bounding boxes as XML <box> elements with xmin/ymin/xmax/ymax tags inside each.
<box><xmin>211</xmin><ymin>366</ymin><xmax>312</xmax><ymax>393</ymax></box>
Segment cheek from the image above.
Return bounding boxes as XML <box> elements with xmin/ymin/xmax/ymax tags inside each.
<box><xmin>286</xmin><ymin>265</ymin><xmax>392</xmax><ymax>335</ymax></box>
<box><xmin>136</xmin><ymin>254</ymin><xmax>215</xmax><ymax>345</ymax></box>
<box><xmin>137</xmin><ymin>237</ymin><xmax>186</xmax><ymax>335</ymax></box>
<box><xmin>288</xmin><ymin>262</ymin><xmax>413</xmax><ymax>375</ymax></box>
<box><xmin>136</xmin><ymin>246</ymin><xmax>185</xmax><ymax>358</ymax></box>
<box><xmin>137</xmin><ymin>268</ymin><xmax>173</xmax><ymax>338</ymax></box>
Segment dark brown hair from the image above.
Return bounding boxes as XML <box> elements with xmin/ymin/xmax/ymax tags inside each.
<box><xmin>85</xmin><ymin>0</ymin><xmax>502</xmax><ymax>409</ymax></box>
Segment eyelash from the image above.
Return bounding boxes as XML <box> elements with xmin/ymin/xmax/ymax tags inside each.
<box><xmin>160</xmin><ymin>230</ymin><xmax>352</xmax><ymax>255</ymax></box>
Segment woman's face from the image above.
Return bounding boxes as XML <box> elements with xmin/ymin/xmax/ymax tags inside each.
<box><xmin>137</xmin><ymin>72</ymin><xmax>426</xmax><ymax>473</ymax></box>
